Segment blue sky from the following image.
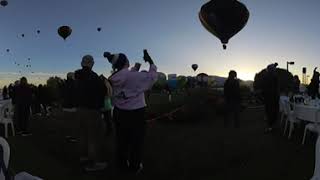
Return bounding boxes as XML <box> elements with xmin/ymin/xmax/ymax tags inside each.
<box><xmin>1</xmin><ymin>0</ymin><xmax>320</xmax><ymax>86</ymax></box>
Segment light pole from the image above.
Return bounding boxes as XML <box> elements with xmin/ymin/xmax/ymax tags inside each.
<box><xmin>287</xmin><ymin>61</ymin><xmax>295</xmax><ymax>72</ymax></box>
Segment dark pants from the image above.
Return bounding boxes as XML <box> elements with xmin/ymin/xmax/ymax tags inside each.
<box><xmin>78</xmin><ymin>108</ymin><xmax>105</xmax><ymax>162</ymax></box>
<box><xmin>114</xmin><ymin>107</ymin><xmax>146</xmax><ymax>170</ymax></box>
<box><xmin>102</xmin><ymin>110</ymin><xmax>112</xmax><ymax>135</ymax></box>
<box><xmin>265</xmin><ymin>100</ymin><xmax>279</xmax><ymax>127</ymax></box>
<box><xmin>16</xmin><ymin>104</ymin><xmax>31</xmax><ymax>132</ymax></box>
<box><xmin>224</xmin><ymin>102</ymin><xmax>240</xmax><ymax>127</ymax></box>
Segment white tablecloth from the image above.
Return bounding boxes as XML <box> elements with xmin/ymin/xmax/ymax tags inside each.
<box><xmin>295</xmin><ymin>104</ymin><xmax>320</xmax><ymax>123</ymax></box>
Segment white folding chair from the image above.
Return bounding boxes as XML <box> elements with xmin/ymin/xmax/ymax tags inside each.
<box><xmin>283</xmin><ymin>100</ymin><xmax>300</xmax><ymax>139</ymax></box>
<box><xmin>311</xmin><ymin>136</ymin><xmax>320</xmax><ymax>180</ymax></box>
<box><xmin>0</xmin><ymin>101</ymin><xmax>15</xmax><ymax>138</ymax></box>
<box><xmin>0</xmin><ymin>137</ymin><xmax>10</xmax><ymax>180</ymax></box>
<box><xmin>302</xmin><ymin>110</ymin><xmax>320</xmax><ymax>145</ymax></box>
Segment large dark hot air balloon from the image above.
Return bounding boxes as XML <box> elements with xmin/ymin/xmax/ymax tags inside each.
<box><xmin>199</xmin><ymin>0</ymin><xmax>250</xmax><ymax>50</ymax></box>
<box><xmin>6</xmin><ymin>49</ymin><xmax>9</xmax><ymax>53</ymax></box>
<box><xmin>192</xmin><ymin>64</ymin><xmax>198</xmax><ymax>71</ymax></box>
<box><xmin>97</xmin><ymin>27</ymin><xmax>102</xmax><ymax>32</ymax></box>
<box><xmin>37</xmin><ymin>30</ymin><xmax>41</xmax><ymax>34</ymax></box>
<box><xmin>58</xmin><ymin>26</ymin><xmax>72</xmax><ymax>40</ymax></box>
<box><xmin>21</xmin><ymin>34</ymin><xmax>25</xmax><ymax>38</ymax></box>
<box><xmin>0</xmin><ymin>0</ymin><xmax>8</xmax><ymax>7</ymax></box>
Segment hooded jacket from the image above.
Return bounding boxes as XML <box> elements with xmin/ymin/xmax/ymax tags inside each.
<box><xmin>109</xmin><ymin>64</ymin><xmax>158</xmax><ymax>110</ymax></box>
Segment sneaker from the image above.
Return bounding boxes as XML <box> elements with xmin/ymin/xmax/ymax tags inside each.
<box><xmin>264</xmin><ymin>127</ymin><xmax>273</xmax><ymax>134</ymax></box>
<box><xmin>80</xmin><ymin>157</ymin><xmax>89</xmax><ymax>163</ymax></box>
<box><xmin>135</xmin><ymin>163</ymin><xmax>144</xmax><ymax>175</ymax></box>
<box><xmin>84</xmin><ymin>162</ymin><xmax>108</xmax><ymax>172</ymax></box>
<box><xmin>66</xmin><ymin>136</ymin><xmax>78</xmax><ymax>143</ymax></box>
<box><xmin>21</xmin><ymin>132</ymin><xmax>32</xmax><ymax>136</ymax></box>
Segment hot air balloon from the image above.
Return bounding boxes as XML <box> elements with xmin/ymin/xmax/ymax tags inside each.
<box><xmin>58</xmin><ymin>26</ymin><xmax>72</xmax><ymax>40</ymax></box>
<box><xmin>37</xmin><ymin>30</ymin><xmax>40</xmax><ymax>34</ymax></box>
<box><xmin>97</xmin><ymin>27</ymin><xmax>102</xmax><ymax>32</ymax></box>
<box><xmin>192</xmin><ymin>64</ymin><xmax>198</xmax><ymax>71</ymax></box>
<box><xmin>0</xmin><ymin>0</ymin><xmax>8</xmax><ymax>7</ymax></box>
<box><xmin>6</xmin><ymin>49</ymin><xmax>9</xmax><ymax>53</ymax></box>
<box><xmin>199</xmin><ymin>0</ymin><xmax>250</xmax><ymax>50</ymax></box>
<box><xmin>21</xmin><ymin>34</ymin><xmax>25</xmax><ymax>38</ymax></box>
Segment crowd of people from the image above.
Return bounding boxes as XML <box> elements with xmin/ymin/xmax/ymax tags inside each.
<box><xmin>1</xmin><ymin>50</ymin><xmax>158</xmax><ymax>174</ymax></box>
<box><xmin>2</xmin><ymin>54</ymin><xmax>320</xmax><ymax>176</ymax></box>
<box><xmin>223</xmin><ymin>63</ymin><xmax>320</xmax><ymax>134</ymax></box>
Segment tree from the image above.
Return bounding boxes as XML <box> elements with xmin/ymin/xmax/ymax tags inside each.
<box><xmin>152</xmin><ymin>72</ymin><xmax>167</xmax><ymax>91</ymax></box>
<box><xmin>46</xmin><ymin>76</ymin><xmax>64</xmax><ymax>103</ymax></box>
<box><xmin>177</xmin><ymin>76</ymin><xmax>187</xmax><ymax>90</ymax></box>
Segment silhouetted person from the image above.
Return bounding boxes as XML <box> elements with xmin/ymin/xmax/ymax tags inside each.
<box><xmin>8</xmin><ymin>84</ymin><xmax>14</xmax><ymax>99</ymax></box>
<box><xmin>262</xmin><ymin>63</ymin><xmax>280</xmax><ymax>133</ymax></box>
<box><xmin>30</xmin><ymin>85</ymin><xmax>39</xmax><ymax>115</ymax></box>
<box><xmin>293</xmin><ymin>75</ymin><xmax>301</xmax><ymax>94</ymax></box>
<box><xmin>106</xmin><ymin>50</ymin><xmax>158</xmax><ymax>174</ymax></box>
<box><xmin>37</xmin><ymin>85</ymin><xmax>48</xmax><ymax>116</ymax></box>
<box><xmin>2</xmin><ymin>86</ymin><xmax>8</xmax><ymax>100</ymax></box>
<box><xmin>100</xmin><ymin>75</ymin><xmax>113</xmax><ymax>136</ymax></box>
<box><xmin>224</xmin><ymin>70</ymin><xmax>241</xmax><ymax>128</ymax></box>
<box><xmin>61</xmin><ymin>72</ymin><xmax>77</xmax><ymax>142</ymax></box>
<box><xmin>75</xmin><ymin>55</ymin><xmax>106</xmax><ymax>172</ymax></box>
<box><xmin>308</xmin><ymin>68</ymin><xmax>320</xmax><ymax>99</ymax></box>
<box><xmin>15</xmin><ymin>77</ymin><xmax>32</xmax><ymax>136</ymax></box>
<box><xmin>62</xmin><ymin>73</ymin><xmax>76</xmax><ymax>109</ymax></box>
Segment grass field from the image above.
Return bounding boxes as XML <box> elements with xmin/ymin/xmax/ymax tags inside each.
<box><xmin>3</xmin><ymin>89</ymin><xmax>318</xmax><ymax>180</ymax></box>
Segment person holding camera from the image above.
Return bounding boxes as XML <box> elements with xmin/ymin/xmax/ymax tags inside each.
<box><xmin>105</xmin><ymin>50</ymin><xmax>158</xmax><ymax>174</ymax></box>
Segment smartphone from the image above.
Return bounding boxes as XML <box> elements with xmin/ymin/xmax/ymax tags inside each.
<box><xmin>134</xmin><ymin>63</ymin><xmax>141</xmax><ymax>71</ymax></box>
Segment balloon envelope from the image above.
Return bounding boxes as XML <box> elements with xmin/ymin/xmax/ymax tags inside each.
<box><xmin>192</xmin><ymin>64</ymin><xmax>198</xmax><ymax>71</ymax></box>
<box><xmin>58</xmin><ymin>26</ymin><xmax>72</xmax><ymax>40</ymax></box>
<box><xmin>0</xmin><ymin>0</ymin><xmax>8</xmax><ymax>7</ymax></box>
<box><xmin>37</xmin><ymin>30</ymin><xmax>40</xmax><ymax>34</ymax></box>
<box><xmin>199</xmin><ymin>0</ymin><xmax>249</xmax><ymax>49</ymax></box>
<box><xmin>97</xmin><ymin>27</ymin><xmax>102</xmax><ymax>32</ymax></box>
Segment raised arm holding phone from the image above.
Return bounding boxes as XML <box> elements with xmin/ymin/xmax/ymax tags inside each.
<box><xmin>105</xmin><ymin>49</ymin><xmax>158</xmax><ymax>173</ymax></box>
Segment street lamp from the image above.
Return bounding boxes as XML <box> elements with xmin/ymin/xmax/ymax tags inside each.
<box><xmin>287</xmin><ymin>61</ymin><xmax>295</xmax><ymax>72</ymax></box>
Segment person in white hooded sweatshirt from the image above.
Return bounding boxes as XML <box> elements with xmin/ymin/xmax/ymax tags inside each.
<box><xmin>106</xmin><ymin>50</ymin><xmax>158</xmax><ymax>174</ymax></box>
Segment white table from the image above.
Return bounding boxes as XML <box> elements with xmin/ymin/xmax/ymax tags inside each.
<box><xmin>295</xmin><ymin>104</ymin><xmax>320</xmax><ymax>123</ymax></box>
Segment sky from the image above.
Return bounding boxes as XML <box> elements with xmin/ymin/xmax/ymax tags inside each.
<box><xmin>0</xmin><ymin>0</ymin><xmax>320</xmax><ymax>86</ymax></box>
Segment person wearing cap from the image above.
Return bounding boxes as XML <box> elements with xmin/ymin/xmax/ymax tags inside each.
<box><xmin>224</xmin><ymin>70</ymin><xmax>241</xmax><ymax>128</ymax></box>
<box><xmin>74</xmin><ymin>55</ymin><xmax>107</xmax><ymax>172</ymax></box>
<box><xmin>262</xmin><ymin>63</ymin><xmax>280</xmax><ymax>133</ymax></box>
<box><xmin>106</xmin><ymin>50</ymin><xmax>158</xmax><ymax>174</ymax></box>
